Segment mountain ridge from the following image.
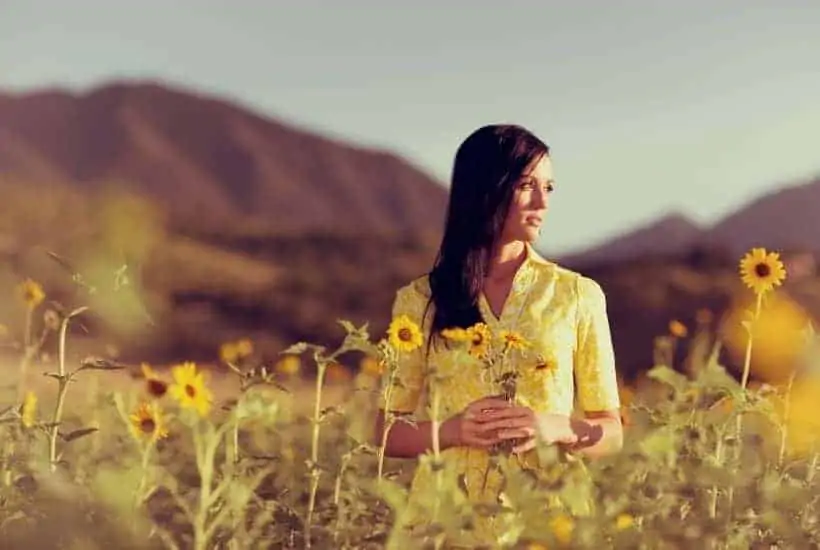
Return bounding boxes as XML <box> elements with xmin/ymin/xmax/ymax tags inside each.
<box><xmin>0</xmin><ymin>79</ymin><xmax>449</xmax><ymax>238</ymax></box>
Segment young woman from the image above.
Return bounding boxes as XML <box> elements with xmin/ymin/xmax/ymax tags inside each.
<box><xmin>375</xmin><ymin>124</ymin><xmax>623</xmax><ymax>546</ymax></box>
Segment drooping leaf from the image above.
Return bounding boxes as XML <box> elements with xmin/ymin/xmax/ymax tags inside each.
<box><xmin>60</xmin><ymin>427</ymin><xmax>99</xmax><ymax>443</ymax></box>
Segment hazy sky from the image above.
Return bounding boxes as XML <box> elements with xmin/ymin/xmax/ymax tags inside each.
<box><xmin>2</xmin><ymin>1</ymin><xmax>819</xmax><ymax>254</ymax></box>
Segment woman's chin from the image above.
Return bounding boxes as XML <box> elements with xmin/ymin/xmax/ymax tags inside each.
<box><xmin>522</xmin><ymin>227</ymin><xmax>542</xmax><ymax>242</ymax></box>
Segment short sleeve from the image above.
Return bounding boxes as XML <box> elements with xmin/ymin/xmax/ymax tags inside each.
<box><xmin>574</xmin><ymin>276</ymin><xmax>620</xmax><ymax>412</ymax></box>
<box><xmin>378</xmin><ymin>283</ymin><xmax>428</xmax><ymax>414</ymax></box>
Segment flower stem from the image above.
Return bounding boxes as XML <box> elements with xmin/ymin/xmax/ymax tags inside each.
<box><xmin>47</xmin><ymin>316</ymin><xmax>71</xmax><ymax>471</ymax></box>
<box><xmin>305</xmin><ymin>361</ymin><xmax>327</xmax><ymax>548</ymax></box>
<box><xmin>377</xmin><ymin>370</ymin><xmax>397</xmax><ymax>480</ymax></box>
<box><xmin>778</xmin><ymin>369</ymin><xmax>797</xmax><ymax>468</ymax></box>
<box><xmin>740</xmin><ymin>292</ymin><xmax>763</xmax><ymax>390</ymax></box>
<box><xmin>728</xmin><ymin>290</ymin><xmax>764</xmax><ymax>516</ymax></box>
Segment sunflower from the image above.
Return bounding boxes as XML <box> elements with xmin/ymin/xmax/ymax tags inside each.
<box><xmin>467</xmin><ymin>323</ymin><xmax>492</xmax><ymax>359</ymax></box>
<box><xmin>275</xmin><ymin>355</ymin><xmax>301</xmax><ymax>376</ymax></box>
<box><xmin>20</xmin><ymin>391</ymin><xmax>37</xmax><ymax>428</ymax></box>
<box><xmin>499</xmin><ymin>329</ymin><xmax>530</xmax><ymax>351</ymax></box>
<box><xmin>387</xmin><ymin>315</ymin><xmax>423</xmax><ymax>353</ymax></box>
<box><xmin>235</xmin><ymin>338</ymin><xmax>253</xmax><ymax>357</ymax></box>
<box><xmin>141</xmin><ymin>363</ymin><xmax>168</xmax><ymax>398</ymax></box>
<box><xmin>739</xmin><ymin>247</ymin><xmax>787</xmax><ymax>295</ymax></box>
<box><xmin>129</xmin><ymin>401</ymin><xmax>169</xmax><ymax>442</ymax></box>
<box><xmin>18</xmin><ymin>279</ymin><xmax>45</xmax><ymax>310</ymax></box>
<box><xmin>360</xmin><ymin>355</ymin><xmax>384</xmax><ymax>377</ymax></box>
<box><xmin>668</xmin><ymin>320</ymin><xmax>688</xmax><ymax>338</ymax></box>
<box><xmin>169</xmin><ymin>362</ymin><xmax>213</xmax><ymax>417</ymax></box>
<box><xmin>441</xmin><ymin>327</ymin><xmax>471</xmax><ymax>342</ymax></box>
<box><xmin>615</xmin><ymin>513</ymin><xmax>635</xmax><ymax>531</ymax></box>
<box><xmin>220</xmin><ymin>338</ymin><xmax>254</xmax><ymax>364</ymax></box>
<box><xmin>549</xmin><ymin>513</ymin><xmax>575</xmax><ymax>545</ymax></box>
<box><xmin>219</xmin><ymin>341</ymin><xmax>239</xmax><ymax>364</ymax></box>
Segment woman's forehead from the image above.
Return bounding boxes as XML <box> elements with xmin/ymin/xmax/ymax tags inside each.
<box><xmin>524</xmin><ymin>155</ymin><xmax>554</xmax><ymax>182</ymax></box>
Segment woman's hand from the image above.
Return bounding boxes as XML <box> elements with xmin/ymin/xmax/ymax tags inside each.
<box><xmin>440</xmin><ymin>395</ymin><xmax>515</xmax><ymax>450</ymax></box>
<box><xmin>476</xmin><ymin>406</ymin><xmax>577</xmax><ymax>453</ymax></box>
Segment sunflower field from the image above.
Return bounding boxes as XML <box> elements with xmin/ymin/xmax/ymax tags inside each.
<box><xmin>1</xmin><ymin>247</ymin><xmax>820</xmax><ymax>549</ymax></box>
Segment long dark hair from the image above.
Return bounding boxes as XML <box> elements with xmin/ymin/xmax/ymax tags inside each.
<box><xmin>425</xmin><ymin>124</ymin><xmax>550</xmax><ymax>348</ymax></box>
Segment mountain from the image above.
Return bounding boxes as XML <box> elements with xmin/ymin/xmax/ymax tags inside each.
<box><xmin>705</xmin><ymin>176</ymin><xmax>820</xmax><ymax>256</ymax></box>
<box><xmin>554</xmin><ymin>175</ymin><xmax>820</xmax><ymax>268</ymax></box>
<box><xmin>0</xmin><ymin>80</ymin><xmax>448</xmax><ymax>237</ymax></box>
<box><xmin>554</xmin><ymin>212</ymin><xmax>704</xmax><ymax>267</ymax></box>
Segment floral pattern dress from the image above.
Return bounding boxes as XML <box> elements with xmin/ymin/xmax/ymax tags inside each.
<box><xmin>379</xmin><ymin>243</ymin><xmax>621</xmax><ymax>546</ymax></box>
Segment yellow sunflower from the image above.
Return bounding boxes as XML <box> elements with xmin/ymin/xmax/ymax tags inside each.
<box><xmin>739</xmin><ymin>247</ymin><xmax>787</xmax><ymax>295</ymax></box>
<box><xmin>236</xmin><ymin>338</ymin><xmax>253</xmax><ymax>357</ymax></box>
<box><xmin>18</xmin><ymin>279</ymin><xmax>45</xmax><ymax>310</ymax></box>
<box><xmin>129</xmin><ymin>401</ymin><xmax>169</xmax><ymax>442</ymax></box>
<box><xmin>20</xmin><ymin>391</ymin><xmax>37</xmax><ymax>428</ymax></box>
<box><xmin>169</xmin><ymin>362</ymin><xmax>213</xmax><ymax>417</ymax></box>
<box><xmin>615</xmin><ymin>513</ymin><xmax>635</xmax><ymax>531</ymax></box>
<box><xmin>499</xmin><ymin>329</ymin><xmax>530</xmax><ymax>351</ymax></box>
<box><xmin>467</xmin><ymin>322</ymin><xmax>492</xmax><ymax>359</ymax></box>
<box><xmin>550</xmin><ymin>513</ymin><xmax>575</xmax><ymax>545</ymax></box>
<box><xmin>441</xmin><ymin>327</ymin><xmax>471</xmax><ymax>342</ymax></box>
<box><xmin>275</xmin><ymin>354</ymin><xmax>301</xmax><ymax>376</ymax></box>
<box><xmin>359</xmin><ymin>355</ymin><xmax>384</xmax><ymax>377</ymax></box>
<box><xmin>387</xmin><ymin>315</ymin><xmax>423</xmax><ymax>353</ymax></box>
<box><xmin>219</xmin><ymin>341</ymin><xmax>239</xmax><ymax>364</ymax></box>
<box><xmin>141</xmin><ymin>363</ymin><xmax>168</xmax><ymax>398</ymax></box>
<box><xmin>668</xmin><ymin>319</ymin><xmax>688</xmax><ymax>338</ymax></box>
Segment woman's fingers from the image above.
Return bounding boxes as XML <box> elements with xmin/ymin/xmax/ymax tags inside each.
<box><xmin>496</xmin><ymin>427</ymin><xmax>535</xmax><ymax>440</ymax></box>
<box><xmin>475</xmin><ymin>416</ymin><xmax>533</xmax><ymax>433</ymax></box>
<box><xmin>512</xmin><ymin>437</ymin><xmax>536</xmax><ymax>454</ymax></box>
<box><xmin>475</xmin><ymin>406</ymin><xmax>532</xmax><ymax>422</ymax></box>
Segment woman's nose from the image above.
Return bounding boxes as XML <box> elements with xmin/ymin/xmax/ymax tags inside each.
<box><xmin>532</xmin><ymin>189</ymin><xmax>547</xmax><ymax>209</ymax></box>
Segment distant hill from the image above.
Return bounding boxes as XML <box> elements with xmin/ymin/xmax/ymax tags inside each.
<box><xmin>0</xmin><ymin>80</ymin><xmax>448</xmax><ymax>238</ymax></box>
<box><xmin>553</xmin><ymin>175</ymin><xmax>820</xmax><ymax>268</ymax></box>
<box><xmin>705</xmin><ymin>176</ymin><xmax>820</xmax><ymax>256</ymax></box>
<box><xmin>555</xmin><ymin>212</ymin><xmax>703</xmax><ymax>267</ymax></box>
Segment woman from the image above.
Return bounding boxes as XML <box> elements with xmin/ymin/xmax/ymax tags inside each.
<box><xmin>375</xmin><ymin>124</ymin><xmax>623</xmax><ymax>546</ymax></box>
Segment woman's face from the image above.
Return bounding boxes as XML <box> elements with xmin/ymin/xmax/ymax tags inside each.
<box><xmin>500</xmin><ymin>154</ymin><xmax>554</xmax><ymax>243</ymax></box>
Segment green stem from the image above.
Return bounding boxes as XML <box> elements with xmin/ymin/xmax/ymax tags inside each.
<box><xmin>305</xmin><ymin>362</ymin><xmax>327</xmax><ymax>548</ymax></box>
<box><xmin>778</xmin><ymin>370</ymin><xmax>797</xmax><ymax>468</ymax></box>
<box><xmin>16</xmin><ymin>308</ymin><xmax>33</xmax><ymax>404</ymax></box>
<box><xmin>377</xmin><ymin>369</ymin><xmax>397</xmax><ymax>480</ymax></box>
<box><xmin>192</xmin><ymin>420</ymin><xmax>212</xmax><ymax>550</ymax></box>
<box><xmin>728</xmin><ymin>291</ymin><xmax>764</xmax><ymax>516</ymax></box>
<box><xmin>47</xmin><ymin>317</ymin><xmax>71</xmax><ymax>471</ymax></box>
<box><xmin>709</xmin><ymin>426</ymin><xmax>725</xmax><ymax>519</ymax></box>
<box><xmin>429</xmin><ymin>376</ymin><xmax>443</xmax><ymax>520</ymax></box>
<box><xmin>740</xmin><ymin>292</ymin><xmax>763</xmax><ymax>390</ymax></box>
<box><xmin>808</xmin><ymin>449</ymin><xmax>819</xmax><ymax>484</ymax></box>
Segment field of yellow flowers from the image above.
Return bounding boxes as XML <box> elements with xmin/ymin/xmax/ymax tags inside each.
<box><xmin>1</xmin><ymin>247</ymin><xmax>819</xmax><ymax>549</ymax></box>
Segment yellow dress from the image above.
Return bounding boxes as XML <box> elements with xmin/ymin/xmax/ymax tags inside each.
<box><xmin>379</xmin><ymin>243</ymin><xmax>621</xmax><ymax>547</ymax></box>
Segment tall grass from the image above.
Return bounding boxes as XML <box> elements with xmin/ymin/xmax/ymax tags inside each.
<box><xmin>0</xmin><ymin>246</ymin><xmax>818</xmax><ymax>549</ymax></box>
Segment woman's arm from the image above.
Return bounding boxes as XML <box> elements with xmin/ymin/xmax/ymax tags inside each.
<box><xmin>375</xmin><ymin>409</ymin><xmax>451</xmax><ymax>458</ymax></box>
<box><xmin>567</xmin><ymin>410</ymin><xmax>623</xmax><ymax>458</ymax></box>
<box><xmin>375</xmin><ymin>396</ymin><xmax>521</xmax><ymax>458</ymax></box>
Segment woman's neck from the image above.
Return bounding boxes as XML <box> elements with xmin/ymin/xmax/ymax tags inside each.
<box><xmin>486</xmin><ymin>240</ymin><xmax>527</xmax><ymax>282</ymax></box>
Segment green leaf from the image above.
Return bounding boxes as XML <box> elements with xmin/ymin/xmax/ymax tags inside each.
<box><xmin>67</xmin><ymin>306</ymin><xmax>90</xmax><ymax>319</ymax></box>
<box><xmin>282</xmin><ymin>342</ymin><xmax>309</xmax><ymax>355</ymax></box>
<box><xmin>647</xmin><ymin>365</ymin><xmax>688</xmax><ymax>391</ymax></box>
<box><xmin>60</xmin><ymin>427</ymin><xmax>99</xmax><ymax>443</ymax></box>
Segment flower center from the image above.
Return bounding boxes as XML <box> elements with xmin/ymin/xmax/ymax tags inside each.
<box><xmin>754</xmin><ymin>263</ymin><xmax>771</xmax><ymax>278</ymax></box>
<box><xmin>147</xmin><ymin>379</ymin><xmax>168</xmax><ymax>397</ymax></box>
<box><xmin>185</xmin><ymin>384</ymin><xmax>196</xmax><ymax>398</ymax></box>
<box><xmin>140</xmin><ymin>418</ymin><xmax>156</xmax><ymax>434</ymax></box>
<box><xmin>398</xmin><ymin>328</ymin><xmax>413</xmax><ymax>342</ymax></box>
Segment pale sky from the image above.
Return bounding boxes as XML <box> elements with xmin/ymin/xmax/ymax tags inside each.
<box><xmin>1</xmin><ymin>1</ymin><xmax>819</xmax><ymax>254</ymax></box>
